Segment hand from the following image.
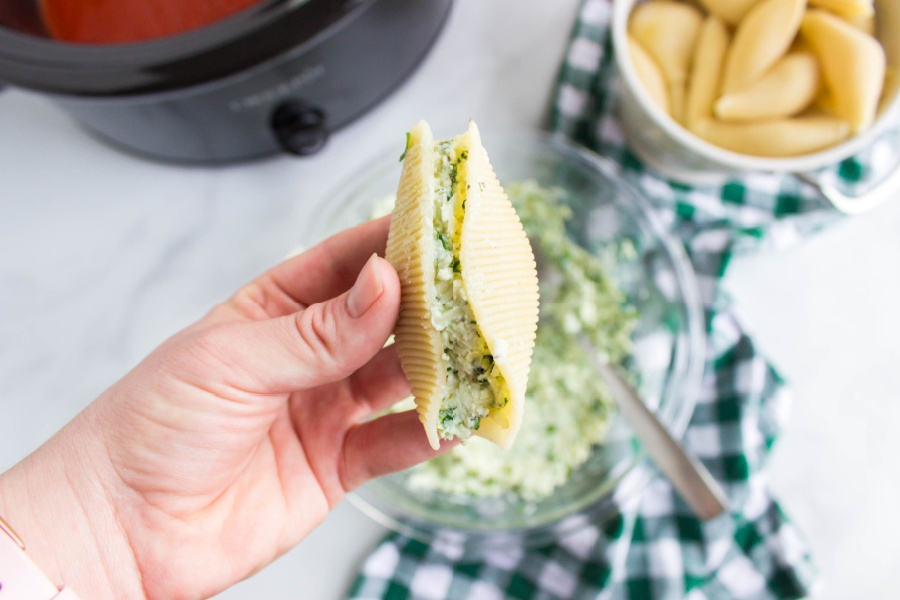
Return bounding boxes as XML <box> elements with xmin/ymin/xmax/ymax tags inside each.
<box><xmin>0</xmin><ymin>217</ymin><xmax>453</xmax><ymax>600</ymax></box>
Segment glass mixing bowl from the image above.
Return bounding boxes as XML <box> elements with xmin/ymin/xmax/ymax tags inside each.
<box><xmin>309</xmin><ymin>129</ymin><xmax>705</xmax><ymax>550</ymax></box>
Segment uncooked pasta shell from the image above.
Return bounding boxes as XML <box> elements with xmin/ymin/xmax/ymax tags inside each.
<box><xmin>627</xmin><ymin>35</ymin><xmax>671</xmax><ymax>116</ymax></box>
<box><xmin>715</xmin><ymin>52</ymin><xmax>821</xmax><ymax>122</ymax></box>
<box><xmin>809</xmin><ymin>0</ymin><xmax>874</xmax><ymax>18</ymax></box>
<box><xmin>685</xmin><ymin>16</ymin><xmax>730</xmax><ymax>129</ymax></box>
<box><xmin>694</xmin><ymin>116</ymin><xmax>851</xmax><ymax>157</ymax></box>
<box><xmin>844</xmin><ymin>13</ymin><xmax>876</xmax><ymax>35</ymax></box>
<box><xmin>801</xmin><ymin>9</ymin><xmax>886</xmax><ymax>133</ymax></box>
<box><xmin>628</xmin><ymin>0</ymin><xmax>704</xmax><ymax>87</ymax></box>
<box><xmin>697</xmin><ymin>0</ymin><xmax>758</xmax><ymax>25</ymax></box>
<box><xmin>721</xmin><ymin>0</ymin><xmax>806</xmax><ymax>95</ymax></box>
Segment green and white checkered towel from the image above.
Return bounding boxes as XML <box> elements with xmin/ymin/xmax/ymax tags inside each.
<box><xmin>349</xmin><ymin>1</ymin><xmax>899</xmax><ymax>598</ymax></box>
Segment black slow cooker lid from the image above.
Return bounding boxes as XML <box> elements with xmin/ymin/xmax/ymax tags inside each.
<box><xmin>0</xmin><ymin>0</ymin><xmax>365</xmax><ymax>97</ymax></box>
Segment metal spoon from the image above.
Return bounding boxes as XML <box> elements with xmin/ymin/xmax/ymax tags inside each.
<box><xmin>594</xmin><ymin>360</ymin><xmax>729</xmax><ymax>521</ymax></box>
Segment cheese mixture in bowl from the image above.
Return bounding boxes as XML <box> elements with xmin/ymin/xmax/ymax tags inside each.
<box><xmin>404</xmin><ymin>181</ymin><xmax>637</xmax><ymax>500</ymax></box>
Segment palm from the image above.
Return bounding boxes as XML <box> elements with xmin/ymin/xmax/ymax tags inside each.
<box><xmin>95</xmin><ymin>218</ymin><xmax>449</xmax><ymax>599</ymax></box>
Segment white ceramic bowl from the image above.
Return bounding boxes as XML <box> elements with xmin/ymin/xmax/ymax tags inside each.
<box><xmin>612</xmin><ymin>0</ymin><xmax>900</xmax><ymax>213</ymax></box>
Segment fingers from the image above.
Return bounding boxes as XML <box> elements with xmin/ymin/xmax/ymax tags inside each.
<box><xmin>348</xmin><ymin>345</ymin><xmax>411</xmax><ymax>418</ymax></box>
<box><xmin>260</xmin><ymin>216</ymin><xmax>391</xmax><ymax>309</ymax></box>
<box><xmin>339</xmin><ymin>411</ymin><xmax>459</xmax><ymax>492</ymax></box>
<box><xmin>192</xmin><ymin>255</ymin><xmax>401</xmax><ymax>395</ymax></box>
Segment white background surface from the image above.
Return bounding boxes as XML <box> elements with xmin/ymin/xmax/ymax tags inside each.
<box><xmin>1</xmin><ymin>1</ymin><xmax>899</xmax><ymax>599</ymax></box>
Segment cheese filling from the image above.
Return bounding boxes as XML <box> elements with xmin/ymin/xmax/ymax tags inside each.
<box><xmin>431</xmin><ymin>140</ymin><xmax>508</xmax><ymax>442</ymax></box>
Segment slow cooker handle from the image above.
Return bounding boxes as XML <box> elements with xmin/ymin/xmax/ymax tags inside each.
<box><xmin>270</xmin><ymin>101</ymin><xmax>329</xmax><ymax>156</ymax></box>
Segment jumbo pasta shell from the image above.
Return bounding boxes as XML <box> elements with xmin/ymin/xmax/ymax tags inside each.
<box><xmin>809</xmin><ymin>0</ymin><xmax>874</xmax><ymax>18</ymax></box>
<box><xmin>627</xmin><ymin>35</ymin><xmax>671</xmax><ymax>116</ymax></box>
<box><xmin>844</xmin><ymin>13</ymin><xmax>876</xmax><ymax>35</ymax></box>
<box><xmin>715</xmin><ymin>52</ymin><xmax>821</xmax><ymax>122</ymax></box>
<box><xmin>801</xmin><ymin>9</ymin><xmax>886</xmax><ymax>133</ymax></box>
<box><xmin>694</xmin><ymin>116</ymin><xmax>850</xmax><ymax>157</ymax></box>
<box><xmin>385</xmin><ymin>122</ymin><xmax>446</xmax><ymax>450</ymax></box>
<box><xmin>458</xmin><ymin>122</ymin><xmax>539</xmax><ymax>448</ymax></box>
<box><xmin>721</xmin><ymin>0</ymin><xmax>806</xmax><ymax>95</ymax></box>
<box><xmin>629</xmin><ymin>0</ymin><xmax>703</xmax><ymax>121</ymax></box>
<box><xmin>385</xmin><ymin>121</ymin><xmax>539</xmax><ymax>450</ymax></box>
<box><xmin>685</xmin><ymin>16</ymin><xmax>731</xmax><ymax>129</ymax></box>
<box><xmin>697</xmin><ymin>0</ymin><xmax>758</xmax><ymax>25</ymax></box>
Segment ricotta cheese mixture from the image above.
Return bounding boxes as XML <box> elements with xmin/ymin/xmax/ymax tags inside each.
<box><xmin>406</xmin><ymin>180</ymin><xmax>638</xmax><ymax>500</ymax></box>
<box><xmin>430</xmin><ymin>140</ymin><xmax>510</xmax><ymax>442</ymax></box>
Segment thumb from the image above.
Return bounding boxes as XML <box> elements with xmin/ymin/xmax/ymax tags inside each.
<box><xmin>213</xmin><ymin>254</ymin><xmax>401</xmax><ymax>393</ymax></box>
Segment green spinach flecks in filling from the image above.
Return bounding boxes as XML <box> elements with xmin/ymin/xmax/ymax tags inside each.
<box><xmin>430</xmin><ymin>141</ymin><xmax>508</xmax><ymax>441</ymax></box>
<box><xmin>405</xmin><ymin>181</ymin><xmax>639</xmax><ymax>500</ymax></box>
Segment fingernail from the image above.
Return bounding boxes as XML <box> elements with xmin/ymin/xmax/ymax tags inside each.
<box><xmin>348</xmin><ymin>254</ymin><xmax>384</xmax><ymax>318</ymax></box>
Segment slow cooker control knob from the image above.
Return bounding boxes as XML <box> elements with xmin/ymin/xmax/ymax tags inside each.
<box><xmin>270</xmin><ymin>102</ymin><xmax>328</xmax><ymax>156</ymax></box>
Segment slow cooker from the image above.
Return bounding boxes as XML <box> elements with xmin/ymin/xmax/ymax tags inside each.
<box><xmin>0</xmin><ymin>0</ymin><xmax>453</xmax><ymax>163</ymax></box>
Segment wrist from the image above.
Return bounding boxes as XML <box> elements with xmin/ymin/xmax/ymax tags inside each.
<box><xmin>0</xmin><ymin>409</ymin><xmax>146</xmax><ymax>600</ymax></box>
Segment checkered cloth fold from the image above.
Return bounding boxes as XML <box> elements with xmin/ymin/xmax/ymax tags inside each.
<box><xmin>349</xmin><ymin>1</ymin><xmax>899</xmax><ymax>598</ymax></box>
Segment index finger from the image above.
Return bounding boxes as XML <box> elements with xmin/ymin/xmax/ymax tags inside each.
<box><xmin>261</xmin><ymin>216</ymin><xmax>392</xmax><ymax>310</ymax></box>
<box><xmin>201</xmin><ymin>216</ymin><xmax>392</xmax><ymax>327</ymax></box>
<box><xmin>340</xmin><ymin>411</ymin><xmax>459</xmax><ymax>492</ymax></box>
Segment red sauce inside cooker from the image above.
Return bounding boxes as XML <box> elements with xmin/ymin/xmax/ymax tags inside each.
<box><xmin>40</xmin><ymin>0</ymin><xmax>266</xmax><ymax>44</ymax></box>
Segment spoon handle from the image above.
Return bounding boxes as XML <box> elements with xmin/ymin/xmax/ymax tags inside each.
<box><xmin>596</xmin><ymin>362</ymin><xmax>729</xmax><ymax>521</ymax></box>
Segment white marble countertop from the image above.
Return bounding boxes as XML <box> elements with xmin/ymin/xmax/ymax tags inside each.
<box><xmin>2</xmin><ymin>1</ymin><xmax>899</xmax><ymax>598</ymax></box>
